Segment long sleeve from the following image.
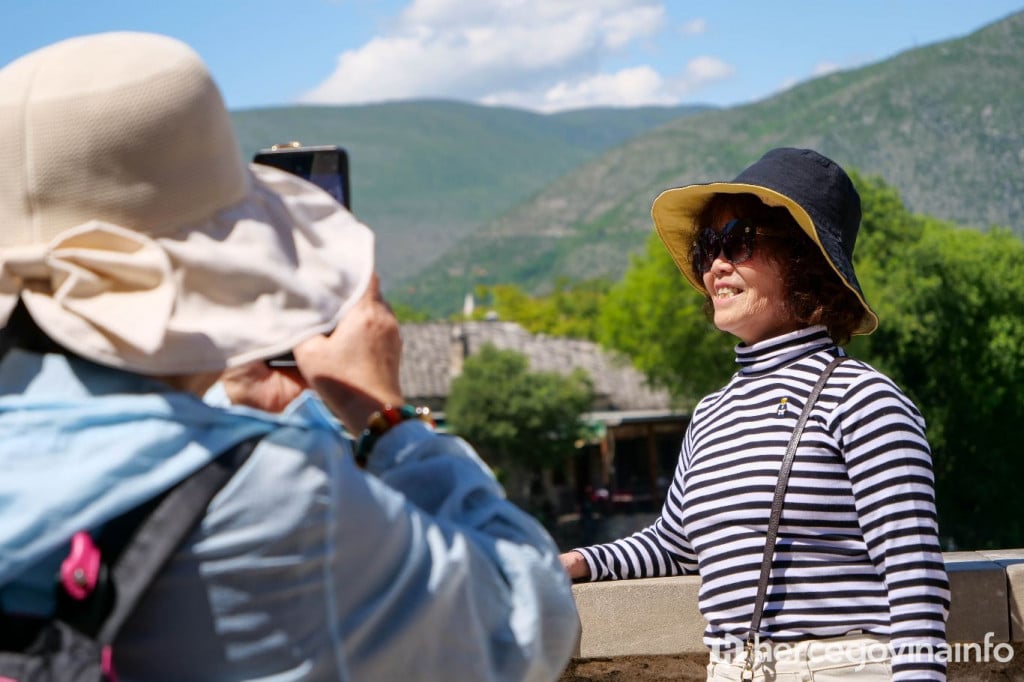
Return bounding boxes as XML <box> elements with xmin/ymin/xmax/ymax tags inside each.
<box><xmin>574</xmin><ymin>446</ymin><xmax>699</xmax><ymax>580</ymax></box>
<box><xmin>837</xmin><ymin>373</ymin><xmax>950</xmax><ymax>681</ymax></box>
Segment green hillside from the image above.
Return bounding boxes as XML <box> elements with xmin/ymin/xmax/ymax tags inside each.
<box><xmin>394</xmin><ymin>10</ymin><xmax>1024</xmax><ymax>316</ymax></box>
<box><xmin>231</xmin><ymin>100</ymin><xmax>707</xmax><ymax>282</ymax></box>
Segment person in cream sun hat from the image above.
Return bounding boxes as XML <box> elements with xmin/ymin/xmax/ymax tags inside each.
<box><xmin>0</xmin><ymin>32</ymin><xmax>579</xmax><ymax>681</ymax></box>
<box><xmin>0</xmin><ymin>30</ymin><xmax>373</xmax><ymax>374</ymax></box>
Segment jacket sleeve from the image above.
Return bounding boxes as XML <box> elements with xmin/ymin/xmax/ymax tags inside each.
<box><xmin>113</xmin><ymin>399</ymin><xmax>578</xmax><ymax>682</ymax></box>
<box><xmin>336</xmin><ymin>420</ymin><xmax>580</xmax><ymax>682</ymax></box>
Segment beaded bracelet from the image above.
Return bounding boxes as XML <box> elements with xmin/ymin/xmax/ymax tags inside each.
<box><xmin>355</xmin><ymin>404</ymin><xmax>434</xmax><ymax>467</ymax></box>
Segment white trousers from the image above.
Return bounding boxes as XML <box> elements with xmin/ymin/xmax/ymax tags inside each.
<box><xmin>707</xmin><ymin>634</ymin><xmax>892</xmax><ymax>681</ymax></box>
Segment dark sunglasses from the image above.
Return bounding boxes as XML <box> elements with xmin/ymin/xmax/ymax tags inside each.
<box><xmin>691</xmin><ymin>218</ymin><xmax>783</xmax><ymax>275</ymax></box>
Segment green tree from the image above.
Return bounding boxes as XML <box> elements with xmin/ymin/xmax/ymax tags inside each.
<box><xmin>596</xmin><ymin>232</ymin><xmax>734</xmax><ymax>407</ymax></box>
<box><xmin>469</xmin><ymin>278</ymin><xmax>611</xmax><ymax>340</ymax></box>
<box><xmin>860</xmin><ymin>218</ymin><xmax>1024</xmax><ymax>548</ymax></box>
<box><xmin>391</xmin><ymin>300</ymin><xmax>433</xmax><ymax>322</ymax></box>
<box><xmin>842</xmin><ymin>172</ymin><xmax>1024</xmax><ymax>547</ymax></box>
<box><xmin>446</xmin><ymin>344</ymin><xmax>594</xmax><ymax>512</ymax></box>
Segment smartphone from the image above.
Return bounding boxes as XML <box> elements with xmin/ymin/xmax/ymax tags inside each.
<box><xmin>253</xmin><ymin>143</ymin><xmax>351</xmax><ymax>210</ymax></box>
<box><xmin>253</xmin><ymin>143</ymin><xmax>351</xmax><ymax>367</ymax></box>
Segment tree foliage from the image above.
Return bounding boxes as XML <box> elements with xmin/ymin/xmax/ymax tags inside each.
<box><xmin>446</xmin><ymin>344</ymin><xmax>594</xmax><ymax>476</ymax></box>
<box><xmin>468</xmin><ymin>278</ymin><xmax>611</xmax><ymax>340</ymax></box>
<box><xmin>596</xmin><ymin>233</ymin><xmax>734</xmax><ymax>407</ymax></box>
<box><xmin>391</xmin><ymin>300</ymin><xmax>432</xmax><ymax>322</ymax></box>
<box><xmin>853</xmin><ymin>196</ymin><xmax>1024</xmax><ymax>548</ymax></box>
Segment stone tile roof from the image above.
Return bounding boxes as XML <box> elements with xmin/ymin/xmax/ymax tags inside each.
<box><xmin>400</xmin><ymin>320</ymin><xmax>673</xmax><ymax>412</ymax></box>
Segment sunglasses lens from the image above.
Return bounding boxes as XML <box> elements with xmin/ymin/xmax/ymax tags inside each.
<box><xmin>694</xmin><ymin>220</ymin><xmax>756</xmax><ymax>274</ymax></box>
<box><xmin>693</xmin><ymin>229</ymin><xmax>719</xmax><ymax>274</ymax></box>
<box><xmin>720</xmin><ymin>221</ymin><xmax>753</xmax><ymax>264</ymax></box>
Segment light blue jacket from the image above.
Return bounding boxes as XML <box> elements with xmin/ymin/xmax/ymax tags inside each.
<box><xmin>0</xmin><ymin>350</ymin><xmax>580</xmax><ymax>681</ymax></box>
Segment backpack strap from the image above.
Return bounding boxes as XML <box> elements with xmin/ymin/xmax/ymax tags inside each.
<box><xmin>95</xmin><ymin>433</ymin><xmax>263</xmax><ymax>644</ymax></box>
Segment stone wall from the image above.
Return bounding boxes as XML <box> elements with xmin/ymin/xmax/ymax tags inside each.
<box><xmin>559</xmin><ymin>549</ymin><xmax>1024</xmax><ymax>680</ymax></box>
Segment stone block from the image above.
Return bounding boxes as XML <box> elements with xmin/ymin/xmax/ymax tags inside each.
<box><xmin>980</xmin><ymin>549</ymin><xmax>1024</xmax><ymax>641</ymax></box>
<box><xmin>572</xmin><ymin>575</ymin><xmax>705</xmax><ymax>657</ymax></box>
<box><xmin>945</xmin><ymin>551</ymin><xmax>1009</xmax><ymax>642</ymax></box>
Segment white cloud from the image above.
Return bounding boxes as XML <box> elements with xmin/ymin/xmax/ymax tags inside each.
<box><xmin>680</xmin><ymin>18</ymin><xmax>707</xmax><ymax>36</ymax></box>
<box><xmin>778</xmin><ymin>77</ymin><xmax>799</xmax><ymax>92</ymax></box>
<box><xmin>685</xmin><ymin>55</ymin><xmax>732</xmax><ymax>81</ymax></box>
<box><xmin>300</xmin><ymin>0</ymin><xmax>730</xmax><ymax>111</ymax></box>
<box><xmin>812</xmin><ymin>60</ymin><xmax>841</xmax><ymax>76</ymax></box>
<box><xmin>483</xmin><ymin>66</ymin><xmax>675</xmax><ymax>112</ymax></box>
<box><xmin>772</xmin><ymin>57</ymin><xmax>856</xmax><ymax>99</ymax></box>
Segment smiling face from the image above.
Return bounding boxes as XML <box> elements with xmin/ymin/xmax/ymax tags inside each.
<box><xmin>699</xmin><ymin>207</ymin><xmax>802</xmax><ymax>345</ymax></box>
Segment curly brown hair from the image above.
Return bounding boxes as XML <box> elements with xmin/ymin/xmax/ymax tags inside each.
<box><xmin>694</xmin><ymin>193</ymin><xmax>863</xmax><ymax>345</ymax></box>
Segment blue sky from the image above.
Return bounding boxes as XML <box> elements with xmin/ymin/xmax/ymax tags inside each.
<box><xmin>4</xmin><ymin>1</ymin><xmax>1022</xmax><ymax>112</ymax></box>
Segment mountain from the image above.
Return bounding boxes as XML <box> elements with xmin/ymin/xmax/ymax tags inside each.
<box><xmin>231</xmin><ymin>101</ymin><xmax>709</xmax><ymax>282</ymax></box>
<box><xmin>393</xmin><ymin>10</ymin><xmax>1024</xmax><ymax>316</ymax></box>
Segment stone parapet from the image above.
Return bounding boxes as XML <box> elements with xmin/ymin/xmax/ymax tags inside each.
<box><xmin>571</xmin><ymin>549</ymin><xmax>1024</xmax><ymax>659</ymax></box>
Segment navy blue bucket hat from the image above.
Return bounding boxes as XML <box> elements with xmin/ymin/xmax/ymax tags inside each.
<box><xmin>651</xmin><ymin>147</ymin><xmax>878</xmax><ymax>335</ymax></box>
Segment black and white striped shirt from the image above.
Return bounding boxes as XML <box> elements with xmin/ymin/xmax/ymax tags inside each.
<box><xmin>577</xmin><ymin>326</ymin><xmax>950</xmax><ymax>680</ymax></box>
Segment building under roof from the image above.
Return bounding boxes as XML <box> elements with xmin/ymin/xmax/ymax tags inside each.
<box><xmin>400</xmin><ymin>320</ymin><xmax>673</xmax><ymax>413</ymax></box>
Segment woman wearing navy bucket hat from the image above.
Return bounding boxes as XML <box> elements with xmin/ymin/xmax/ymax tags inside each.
<box><xmin>561</xmin><ymin>148</ymin><xmax>950</xmax><ymax>681</ymax></box>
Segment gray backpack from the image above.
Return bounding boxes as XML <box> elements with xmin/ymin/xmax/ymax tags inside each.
<box><xmin>0</xmin><ymin>436</ymin><xmax>260</xmax><ymax>682</ymax></box>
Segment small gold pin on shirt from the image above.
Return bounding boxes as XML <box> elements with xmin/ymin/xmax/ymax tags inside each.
<box><xmin>776</xmin><ymin>397</ymin><xmax>789</xmax><ymax>417</ymax></box>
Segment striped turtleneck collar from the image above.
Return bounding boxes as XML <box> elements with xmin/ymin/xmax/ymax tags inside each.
<box><xmin>734</xmin><ymin>325</ymin><xmax>839</xmax><ymax>375</ymax></box>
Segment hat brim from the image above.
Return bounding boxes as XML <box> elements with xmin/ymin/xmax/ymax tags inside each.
<box><xmin>22</xmin><ymin>163</ymin><xmax>375</xmax><ymax>374</ymax></box>
<box><xmin>651</xmin><ymin>182</ymin><xmax>878</xmax><ymax>336</ymax></box>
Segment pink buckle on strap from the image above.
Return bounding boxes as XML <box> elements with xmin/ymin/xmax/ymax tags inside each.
<box><xmin>60</xmin><ymin>531</ymin><xmax>101</xmax><ymax>600</ymax></box>
<box><xmin>102</xmin><ymin>645</ymin><xmax>118</xmax><ymax>681</ymax></box>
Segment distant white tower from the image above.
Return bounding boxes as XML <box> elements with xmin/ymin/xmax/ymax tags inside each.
<box><xmin>462</xmin><ymin>292</ymin><xmax>475</xmax><ymax>319</ymax></box>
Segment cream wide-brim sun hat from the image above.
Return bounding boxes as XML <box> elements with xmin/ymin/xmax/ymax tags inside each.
<box><xmin>0</xmin><ymin>32</ymin><xmax>374</xmax><ymax>374</ymax></box>
<box><xmin>651</xmin><ymin>147</ymin><xmax>878</xmax><ymax>336</ymax></box>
